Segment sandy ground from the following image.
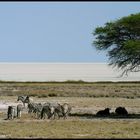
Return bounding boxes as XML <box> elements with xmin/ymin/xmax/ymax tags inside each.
<box><xmin>0</xmin><ymin>101</ymin><xmax>20</xmax><ymax>114</ymax></box>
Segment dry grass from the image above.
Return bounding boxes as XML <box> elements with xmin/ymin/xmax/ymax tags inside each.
<box><xmin>0</xmin><ymin>82</ymin><xmax>140</xmax><ymax>138</ymax></box>
<box><xmin>0</xmin><ymin>82</ymin><xmax>140</xmax><ymax>98</ymax></box>
<box><xmin>0</xmin><ymin>118</ymin><xmax>140</xmax><ymax>138</ymax></box>
<box><xmin>0</xmin><ymin>96</ymin><xmax>140</xmax><ymax>138</ymax></box>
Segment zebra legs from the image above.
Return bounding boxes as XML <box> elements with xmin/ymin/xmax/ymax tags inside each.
<box><xmin>17</xmin><ymin>111</ymin><xmax>21</xmax><ymax>118</ymax></box>
<box><xmin>23</xmin><ymin>102</ymin><xmax>25</xmax><ymax>108</ymax></box>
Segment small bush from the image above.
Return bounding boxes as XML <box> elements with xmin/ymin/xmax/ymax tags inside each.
<box><xmin>115</xmin><ymin>90</ymin><xmax>120</xmax><ymax>92</ymax></box>
<box><xmin>48</xmin><ymin>93</ymin><xmax>57</xmax><ymax>97</ymax></box>
<box><xmin>126</xmin><ymin>96</ymin><xmax>130</xmax><ymax>99</ymax></box>
<box><xmin>89</xmin><ymin>95</ymin><xmax>96</xmax><ymax>97</ymax></box>
<box><xmin>105</xmin><ymin>95</ymin><xmax>109</xmax><ymax>97</ymax></box>
<box><xmin>130</xmin><ymin>96</ymin><xmax>134</xmax><ymax>99</ymax></box>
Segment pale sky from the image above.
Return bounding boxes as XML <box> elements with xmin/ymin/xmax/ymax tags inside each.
<box><xmin>0</xmin><ymin>2</ymin><xmax>140</xmax><ymax>62</ymax></box>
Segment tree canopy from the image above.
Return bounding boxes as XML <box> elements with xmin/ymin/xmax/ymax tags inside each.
<box><xmin>93</xmin><ymin>13</ymin><xmax>140</xmax><ymax>76</ymax></box>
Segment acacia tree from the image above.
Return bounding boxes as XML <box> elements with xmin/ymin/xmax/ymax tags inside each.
<box><xmin>93</xmin><ymin>13</ymin><xmax>140</xmax><ymax>76</ymax></box>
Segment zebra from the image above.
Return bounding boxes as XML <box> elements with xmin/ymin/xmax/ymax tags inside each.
<box><xmin>24</xmin><ymin>96</ymin><xmax>33</xmax><ymax>104</ymax></box>
<box><xmin>40</xmin><ymin>102</ymin><xmax>58</xmax><ymax>120</ymax></box>
<box><xmin>27</xmin><ymin>102</ymin><xmax>37</xmax><ymax>114</ymax></box>
<box><xmin>17</xmin><ymin>104</ymin><xmax>24</xmax><ymax>118</ymax></box>
<box><xmin>40</xmin><ymin>105</ymin><xmax>52</xmax><ymax>119</ymax></box>
<box><xmin>50</xmin><ymin>103</ymin><xmax>63</xmax><ymax>119</ymax></box>
<box><xmin>7</xmin><ymin>106</ymin><xmax>17</xmax><ymax>120</ymax></box>
<box><xmin>32</xmin><ymin>103</ymin><xmax>43</xmax><ymax>119</ymax></box>
<box><xmin>54</xmin><ymin>103</ymin><xmax>72</xmax><ymax>119</ymax></box>
<box><xmin>17</xmin><ymin>95</ymin><xmax>33</xmax><ymax>107</ymax></box>
<box><xmin>40</xmin><ymin>102</ymin><xmax>72</xmax><ymax>120</ymax></box>
<box><xmin>27</xmin><ymin>102</ymin><xmax>43</xmax><ymax>119</ymax></box>
<box><xmin>61</xmin><ymin>103</ymin><xmax>72</xmax><ymax>119</ymax></box>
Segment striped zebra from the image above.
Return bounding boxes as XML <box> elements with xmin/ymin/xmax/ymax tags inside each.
<box><xmin>54</xmin><ymin>103</ymin><xmax>72</xmax><ymax>119</ymax></box>
<box><xmin>27</xmin><ymin>102</ymin><xmax>43</xmax><ymax>119</ymax></box>
<box><xmin>7</xmin><ymin>106</ymin><xmax>17</xmax><ymax>120</ymax></box>
<box><xmin>24</xmin><ymin>96</ymin><xmax>33</xmax><ymax>103</ymax></box>
<box><xmin>40</xmin><ymin>102</ymin><xmax>72</xmax><ymax>120</ymax></box>
<box><xmin>17</xmin><ymin>95</ymin><xmax>33</xmax><ymax>107</ymax></box>
<box><xmin>32</xmin><ymin>103</ymin><xmax>43</xmax><ymax>119</ymax></box>
<box><xmin>61</xmin><ymin>103</ymin><xmax>72</xmax><ymax>119</ymax></box>
<box><xmin>40</xmin><ymin>102</ymin><xmax>58</xmax><ymax>120</ymax></box>
<box><xmin>17</xmin><ymin>104</ymin><xmax>24</xmax><ymax>118</ymax></box>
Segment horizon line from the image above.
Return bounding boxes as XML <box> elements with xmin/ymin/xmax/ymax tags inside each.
<box><xmin>0</xmin><ymin>62</ymin><xmax>108</xmax><ymax>64</ymax></box>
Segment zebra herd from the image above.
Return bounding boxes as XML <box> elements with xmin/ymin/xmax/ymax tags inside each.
<box><xmin>6</xmin><ymin>95</ymin><xmax>129</xmax><ymax>120</ymax></box>
<box><xmin>7</xmin><ymin>95</ymin><xmax>72</xmax><ymax>120</ymax></box>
